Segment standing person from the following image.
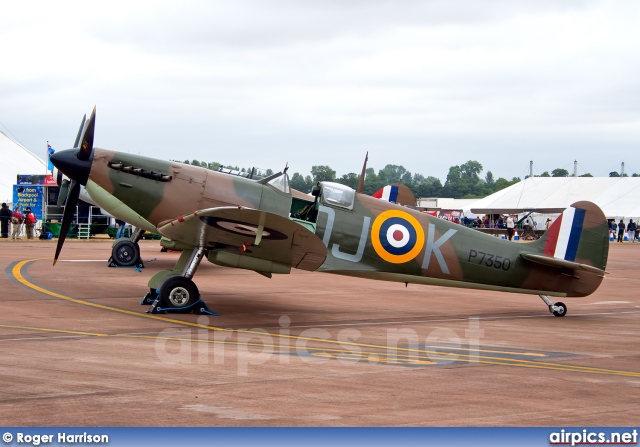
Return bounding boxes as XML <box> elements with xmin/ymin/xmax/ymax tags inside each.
<box><xmin>0</xmin><ymin>203</ymin><xmax>12</xmax><ymax>238</ymax></box>
<box><xmin>115</xmin><ymin>219</ymin><xmax>126</xmax><ymax>239</ymax></box>
<box><xmin>24</xmin><ymin>207</ymin><xmax>36</xmax><ymax>240</ymax></box>
<box><xmin>506</xmin><ymin>214</ymin><xmax>515</xmax><ymax>241</ymax></box>
<box><xmin>11</xmin><ymin>206</ymin><xmax>24</xmax><ymax>239</ymax></box>
<box><xmin>627</xmin><ymin>219</ymin><xmax>636</xmax><ymax>243</ymax></box>
<box><xmin>545</xmin><ymin>218</ymin><xmax>552</xmax><ymax>231</ymax></box>
<box><xmin>617</xmin><ymin>219</ymin><xmax>626</xmax><ymax>243</ymax></box>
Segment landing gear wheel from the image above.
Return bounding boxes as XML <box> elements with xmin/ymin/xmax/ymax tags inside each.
<box><xmin>552</xmin><ymin>301</ymin><xmax>567</xmax><ymax>317</ymax></box>
<box><xmin>112</xmin><ymin>240</ymin><xmax>140</xmax><ymax>267</ymax></box>
<box><xmin>158</xmin><ymin>276</ymin><xmax>199</xmax><ymax>311</ymax></box>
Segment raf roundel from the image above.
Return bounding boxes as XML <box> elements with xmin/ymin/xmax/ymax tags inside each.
<box><xmin>371</xmin><ymin>210</ymin><xmax>425</xmax><ymax>264</ymax></box>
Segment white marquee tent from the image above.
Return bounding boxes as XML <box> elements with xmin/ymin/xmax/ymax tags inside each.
<box><xmin>0</xmin><ymin>131</ymin><xmax>46</xmax><ymax>204</ymax></box>
<box><xmin>469</xmin><ymin>176</ymin><xmax>640</xmax><ymax>219</ymax></box>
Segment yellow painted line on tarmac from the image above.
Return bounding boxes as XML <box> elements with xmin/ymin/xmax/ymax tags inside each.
<box><xmin>94</xmin><ymin>333</ymin><xmax>640</xmax><ymax>375</ymax></box>
<box><xmin>11</xmin><ymin>259</ymin><xmax>542</xmax><ymax>360</ymax></box>
<box><xmin>10</xmin><ymin>258</ymin><xmax>640</xmax><ymax>378</ymax></box>
<box><xmin>4</xmin><ymin>320</ymin><xmax>640</xmax><ymax>377</ymax></box>
<box><xmin>0</xmin><ymin>324</ymin><xmax>107</xmax><ymax>337</ymax></box>
<box><xmin>12</xmin><ymin>259</ymin><xmax>231</xmax><ymax>331</ymax></box>
<box><xmin>425</xmin><ymin>344</ymin><xmax>547</xmax><ymax>358</ymax></box>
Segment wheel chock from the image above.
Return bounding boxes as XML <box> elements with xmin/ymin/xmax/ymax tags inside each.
<box><xmin>148</xmin><ymin>298</ymin><xmax>219</xmax><ymax>316</ymax></box>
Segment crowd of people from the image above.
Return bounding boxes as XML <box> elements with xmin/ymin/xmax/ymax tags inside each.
<box><xmin>0</xmin><ymin>203</ymin><xmax>37</xmax><ymax>239</ymax></box>
<box><xmin>611</xmin><ymin>219</ymin><xmax>638</xmax><ymax>243</ymax></box>
<box><xmin>466</xmin><ymin>213</ymin><xmax>520</xmax><ymax>240</ymax></box>
<box><xmin>461</xmin><ymin>212</ymin><xmax>639</xmax><ymax>244</ymax></box>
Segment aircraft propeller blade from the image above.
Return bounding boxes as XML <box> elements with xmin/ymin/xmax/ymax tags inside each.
<box><xmin>52</xmin><ymin>113</ymin><xmax>89</xmax><ymax>208</ymax></box>
<box><xmin>78</xmin><ymin>107</ymin><xmax>95</xmax><ymax>161</ymax></box>
<box><xmin>57</xmin><ymin>179</ymin><xmax>70</xmax><ymax>207</ymax></box>
<box><xmin>53</xmin><ymin>180</ymin><xmax>81</xmax><ymax>265</ymax></box>
<box><xmin>51</xmin><ymin>107</ymin><xmax>97</xmax><ymax>266</ymax></box>
<box><xmin>74</xmin><ymin>114</ymin><xmax>87</xmax><ymax>149</ymax></box>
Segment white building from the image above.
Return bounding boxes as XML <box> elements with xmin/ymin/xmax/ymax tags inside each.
<box><xmin>0</xmin><ymin>131</ymin><xmax>46</xmax><ymax>204</ymax></box>
<box><xmin>469</xmin><ymin>176</ymin><xmax>640</xmax><ymax>220</ymax></box>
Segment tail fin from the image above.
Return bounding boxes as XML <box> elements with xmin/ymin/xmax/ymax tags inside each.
<box><xmin>372</xmin><ymin>183</ymin><xmax>417</xmax><ymax>207</ymax></box>
<box><xmin>533</xmin><ymin>201</ymin><xmax>609</xmax><ymax>271</ymax></box>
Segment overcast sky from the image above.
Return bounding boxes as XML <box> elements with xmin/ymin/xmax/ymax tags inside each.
<box><xmin>1</xmin><ymin>0</ymin><xmax>639</xmax><ymax>182</ymax></box>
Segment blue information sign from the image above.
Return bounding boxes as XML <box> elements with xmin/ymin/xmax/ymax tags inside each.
<box><xmin>13</xmin><ymin>185</ymin><xmax>44</xmax><ymax>220</ymax></box>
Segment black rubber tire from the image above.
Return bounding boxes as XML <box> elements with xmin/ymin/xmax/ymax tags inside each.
<box><xmin>158</xmin><ymin>276</ymin><xmax>199</xmax><ymax>311</ymax></box>
<box><xmin>112</xmin><ymin>240</ymin><xmax>140</xmax><ymax>267</ymax></box>
<box><xmin>552</xmin><ymin>301</ymin><xmax>567</xmax><ymax>317</ymax></box>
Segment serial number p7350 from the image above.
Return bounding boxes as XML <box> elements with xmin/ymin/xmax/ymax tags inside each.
<box><xmin>468</xmin><ymin>249</ymin><xmax>511</xmax><ymax>270</ymax></box>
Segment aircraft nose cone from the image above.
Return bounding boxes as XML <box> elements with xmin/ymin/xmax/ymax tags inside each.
<box><xmin>50</xmin><ymin>149</ymin><xmax>92</xmax><ymax>185</ymax></box>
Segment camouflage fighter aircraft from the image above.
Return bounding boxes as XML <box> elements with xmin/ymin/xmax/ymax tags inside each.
<box><xmin>51</xmin><ymin>108</ymin><xmax>609</xmax><ymax>317</ymax></box>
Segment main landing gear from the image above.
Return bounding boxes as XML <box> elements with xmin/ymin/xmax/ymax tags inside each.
<box><xmin>108</xmin><ymin>227</ymin><xmax>146</xmax><ymax>268</ymax></box>
<box><xmin>539</xmin><ymin>295</ymin><xmax>567</xmax><ymax>317</ymax></box>
<box><xmin>142</xmin><ymin>247</ymin><xmax>217</xmax><ymax>315</ymax></box>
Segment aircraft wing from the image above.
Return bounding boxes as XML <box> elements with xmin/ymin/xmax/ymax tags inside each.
<box><xmin>156</xmin><ymin>207</ymin><xmax>327</xmax><ymax>271</ymax></box>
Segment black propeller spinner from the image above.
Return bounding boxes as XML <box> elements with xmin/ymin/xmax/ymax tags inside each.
<box><xmin>50</xmin><ymin>107</ymin><xmax>96</xmax><ymax>265</ymax></box>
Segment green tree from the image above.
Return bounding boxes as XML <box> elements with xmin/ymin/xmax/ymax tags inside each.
<box><xmin>378</xmin><ymin>164</ymin><xmax>409</xmax><ymax>185</ymax></box>
<box><xmin>494</xmin><ymin>177</ymin><xmax>511</xmax><ymax>191</ymax></box>
<box><xmin>579</xmin><ymin>173</ymin><xmax>593</xmax><ymax>177</ymax></box>
<box><xmin>414</xmin><ymin>176</ymin><xmax>443</xmax><ymax>197</ymax></box>
<box><xmin>551</xmin><ymin>168</ymin><xmax>569</xmax><ymax>177</ymax></box>
<box><xmin>337</xmin><ymin>172</ymin><xmax>360</xmax><ymax>189</ymax></box>
<box><xmin>539</xmin><ymin>171</ymin><xmax>550</xmax><ymax>177</ymax></box>
<box><xmin>362</xmin><ymin>167</ymin><xmax>385</xmax><ymax>195</ymax></box>
<box><xmin>485</xmin><ymin>171</ymin><xmax>495</xmax><ymax>189</ymax></box>
<box><xmin>493</xmin><ymin>176</ymin><xmax>521</xmax><ymax>192</ymax></box>
<box><xmin>461</xmin><ymin>160</ymin><xmax>483</xmax><ymax>178</ymax></box>
<box><xmin>442</xmin><ymin>160</ymin><xmax>485</xmax><ymax>198</ymax></box>
<box><xmin>412</xmin><ymin>173</ymin><xmax>426</xmax><ymax>185</ymax></box>
<box><xmin>311</xmin><ymin>165</ymin><xmax>337</xmax><ymax>183</ymax></box>
<box><xmin>610</xmin><ymin>172</ymin><xmax>629</xmax><ymax>177</ymax></box>
<box><xmin>290</xmin><ymin>172</ymin><xmax>313</xmax><ymax>192</ymax></box>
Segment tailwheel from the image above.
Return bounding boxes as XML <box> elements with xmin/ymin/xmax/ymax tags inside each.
<box><xmin>552</xmin><ymin>302</ymin><xmax>567</xmax><ymax>317</ymax></box>
<box><xmin>112</xmin><ymin>240</ymin><xmax>140</xmax><ymax>267</ymax></box>
<box><xmin>158</xmin><ymin>275</ymin><xmax>200</xmax><ymax>312</ymax></box>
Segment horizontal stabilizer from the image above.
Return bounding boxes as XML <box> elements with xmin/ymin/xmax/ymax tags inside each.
<box><xmin>520</xmin><ymin>253</ymin><xmax>606</xmax><ymax>276</ymax></box>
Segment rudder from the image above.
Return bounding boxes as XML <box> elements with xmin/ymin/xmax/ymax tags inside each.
<box><xmin>534</xmin><ymin>201</ymin><xmax>609</xmax><ymax>271</ymax></box>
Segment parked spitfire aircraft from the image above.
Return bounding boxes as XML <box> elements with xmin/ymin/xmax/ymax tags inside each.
<box><xmin>51</xmin><ymin>108</ymin><xmax>609</xmax><ymax>317</ymax></box>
